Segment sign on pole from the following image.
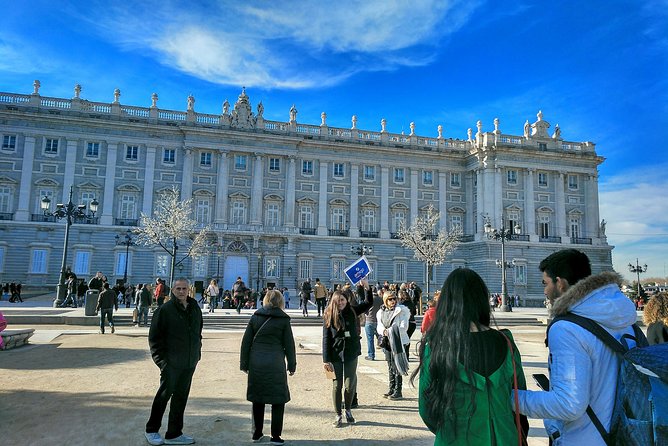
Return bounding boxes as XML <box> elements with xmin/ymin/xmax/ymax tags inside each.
<box><xmin>344</xmin><ymin>256</ymin><xmax>372</xmax><ymax>286</ymax></box>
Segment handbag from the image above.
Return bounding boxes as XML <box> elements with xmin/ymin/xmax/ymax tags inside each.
<box><xmin>377</xmin><ymin>335</ymin><xmax>391</xmax><ymax>350</ymax></box>
<box><xmin>500</xmin><ymin>331</ymin><xmax>529</xmax><ymax>446</ymax></box>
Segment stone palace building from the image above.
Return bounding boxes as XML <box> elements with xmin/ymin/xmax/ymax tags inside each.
<box><xmin>0</xmin><ymin>81</ymin><xmax>612</xmax><ymax>304</ymax></box>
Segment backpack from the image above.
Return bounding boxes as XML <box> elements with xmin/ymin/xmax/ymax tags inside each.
<box><xmin>548</xmin><ymin>313</ymin><xmax>668</xmax><ymax>446</ymax></box>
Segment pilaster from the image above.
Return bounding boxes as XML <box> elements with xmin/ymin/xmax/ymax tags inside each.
<box><xmin>142</xmin><ymin>146</ymin><xmax>157</xmax><ymax>216</ymax></box>
<box><xmin>62</xmin><ymin>140</ymin><xmax>78</xmax><ymax>203</ymax></box>
<box><xmin>100</xmin><ymin>142</ymin><xmax>118</xmax><ymax>225</ymax></box>
<box><xmin>317</xmin><ymin>161</ymin><xmax>328</xmax><ymax>236</ymax></box>
<box><xmin>15</xmin><ymin>135</ymin><xmax>36</xmax><ymax>221</ymax></box>
<box><xmin>349</xmin><ymin>164</ymin><xmax>359</xmax><ymax>238</ymax></box>
<box><xmin>180</xmin><ymin>147</ymin><xmax>194</xmax><ymax>200</ymax></box>
<box><xmin>380</xmin><ymin>167</ymin><xmax>390</xmax><ymax>238</ymax></box>
<box><xmin>250</xmin><ymin>153</ymin><xmax>263</xmax><ymax>225</ymax></box>
<box><xmin>285</xmin><ymin>156</ymin><xmax>296</xmax><ymax>227</ymax></box>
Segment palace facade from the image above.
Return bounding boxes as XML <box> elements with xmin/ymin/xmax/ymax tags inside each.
<box><xmin>0</xmin><ymin>81</ymin><xmax>612</xmax><ymax>304</ymax></box>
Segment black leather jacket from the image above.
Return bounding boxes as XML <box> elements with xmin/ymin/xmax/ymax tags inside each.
<box><xmin>149</xmin><ymin>297</ymin><xmax>203</xmax><ymax>370</ymax></box>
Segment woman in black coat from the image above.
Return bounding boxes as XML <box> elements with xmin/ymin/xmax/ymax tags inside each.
<box><xmin>240</xmin><ymin>289</ymin><xmax>296</xmax><ymax>445</ymax></box>
<box><xmin>322</xmin><ymin>278</ymin><xmax>373</xmax><ymax>427</ymax></box>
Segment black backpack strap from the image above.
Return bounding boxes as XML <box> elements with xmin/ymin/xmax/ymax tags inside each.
<box><xmin>546</xmin><ymin>313</ymin><xmax>630</xmax><ymax>446</ymax></box>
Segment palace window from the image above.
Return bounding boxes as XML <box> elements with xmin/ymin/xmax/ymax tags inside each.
<box><xmin>514</xmin><ymin>264</ymin><xmax>527</xmax><ymax>285</ymax></box>
<box><xmin>422</xmin><ymin>170</ymin><xmax>433</xmax><ymax>186</ymax></box>
<box><xmin>333</xmin><ymin>163</ymin><xmax>345</xmax><ymax>178</ymax></box>
<box><xmin>394</xmin><ymin>168</ymin><xmax>405</xmax><ymax>183</ymax></box>
<box><xmin>231</xmin><ymin>201</ymin><xmax>247</xmax><ymax>225</ymax></box>
<box><xmin>163</xmin><ymin>148</ymin><xmax>175</xmax><ymax>164</ymax></box>
<box><xmin>126</xmin><ymin>145</ymin><xmax>139</xmax><ymax>161</ymax></box>
<box><xmin>299</xmin><ymin>258</ymin><xmax>311</xmax><ymax>280</ymax></box>
<box><xmin>120</xmin><ymin>194</ymin><xmax>137</xmax><ymax>219</ymax></box>
<box><xmin>265</xmin><ymin>202</ymin><xmax>281</xmax><ymax>226</ymax></box>
<box><xmin>362</xmin><ymin>208</ymin><xmax>376</xmax><ymax>232</ymax></box>
<box><xmin>235</xmin><ymin>155</ymin><xmax>247</xmax><ymax>171</ymax></box>
<box><xmin>193</xmin><ymin>256</ymin><xmax>208</xmax><ymax>278</ymax></box>
<box><xmin>568</xmin><ymin>174</ymin><xmax>578</xmax><ymax>190</ymax></box>
<box><xmin>45</xmin><ymin>138</ymin><xmax>59</xmax><ymax>155</ymax></box>
<box><xmin>450</xmin><ymin>214</ymin><xmax>462</xmax><ymax>231</ymax></box>
<box><xmin>200</xmin><ymin>152</ymin><xmax>212</xmax><ymax>167</ymax></box>
<box><xmin>156</xmin><ymin>254</ymin><xmax>169</xmax><ymax>277</ymax></box>
<box><xmin>265</xmin><ymin>257</ymin><xmax>280</xmax><ymax>278</ymax></box>
<box><xmin>538</xmin><ymin>172</ymin><xmax>548</xmax><ymax>187</ymax></box>
<box><xmin>2</xmin><ymin>134</ymin><xmax>16</xmax><ymax>150</ymax></box>
<box><xmin>269</xmin><ymin>158</ymin><xmax>280</xmax><ymax>172</ymax></box>
<box><xmin>74</xmin><ymin>251</ymin><xmax>91</xmax><ymax>275</ymax></box>
<box><xmin>115</xmin><ymin>252</ymin><xmax>129</xmax><ymax>276</ymax></box>
<box><xmin>86</xmin><ymin>142</ymin><xmax>100</xmax><ymax>158</ymax></box>
<box><xmin>196</xmin><ymin>198</ymin><xmax>210</xmax><ymax>224</ymax></box>
<box><xmin>331</xmin><ymin>207</ymin><xmax>346</xmax><ymax>230</ymax></box>
<box><xmin>364</xmin><ymin>165</ymin><xmax>376</xmax><ymax>181</ymax></box>
<box><xmin>332</xmin><ymin>259</ymin><xmax>345</xmax><ymax>281</ymax></box>
<box><xmin>392</xmin><ymin>210</ymin><xmax>405</xmax><ymax>233</ymax></box>
<box><xmin>299</xmin><ymin>205</ymin><xmax>314</xmax><ymax>229</ymax></box>
<box><xmin>507</xmin><ymin>170</ymin><xmax>518</xmax><ymax>185</ymax></box>
<box><xmin>450</xmin><ymin>172</ymin><xmax>461</xmax><ymax>187</ymax></box>
<box><xmin>570</xmin><ymin>217</ymin><xmax>580</xmax><ymax>238</ymax></box>
<box><xmin>539</xmin><ymin>214</ymin><xmax>550</xmax><ymax>237</ymax></box>
<box><xmin>30</xmin><ymin>249</ymin><xmax>48</xmax><ymax>273</ymax></box>
<box><xmin>302</xmin><ymin>160</ymin><xmax>313</xmax><ymax>175</ymax></box>
<box><xmin>0</xmin><ymin>186</ymin><xmax>12</xmax><ymax>213</ymax></box>
<box><xmin>394</xmin><ymin>262</ymin><xmax>407</xmax><ymax>283</ymax></box>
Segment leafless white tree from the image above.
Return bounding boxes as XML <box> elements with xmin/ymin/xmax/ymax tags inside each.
<box><xmin>134</xmin><ymin>186</ymin><xmax>211</xmax><ymax>286</ymax></box>
<box><xmin>398</xmin><ymin>204</ymin><xmax>462</xmax><ymax>311</ymax></box>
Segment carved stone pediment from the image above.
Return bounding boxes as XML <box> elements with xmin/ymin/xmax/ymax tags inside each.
<box><xmin>231</xmin><ymin>87</ymin><xmax>256</xmax><ymax>130</ymax></box>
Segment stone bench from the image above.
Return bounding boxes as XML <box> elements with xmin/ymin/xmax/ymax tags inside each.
<box><xmin>1</xmin><ymin>328</ymin><xmax>35</xmax><ymax>350</ymax></box>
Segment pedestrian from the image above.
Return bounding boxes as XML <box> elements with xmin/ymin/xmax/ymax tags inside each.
<box><xmin>363</xmin><ymin>286</ymin><xmax>384</xmax><ymax>361</ymax></box>
<box><xmin>233</xmin><ymin>277</ymin><xmax>247</xmax><ymax>314</ymax></box>
<box><xmin>63</xmin><ymin>274</ymin><xmax>78</xmax><ymax>307</ymax></box>
<box><xmin>322</xmin><ymin>278</ymin><xmax>373</xmax><ymax>427</ymax></box>
<box><xmin>96</xmin><ymin>282</ymin><xmax>118</xmax><ymax>334</ymax></box>
<box><xmin>517</xmin><ymin>249</ymin><xmax>639</xmax><ymax>444</ymax></box>
<box><xmin>376</xmin><ymin>289</ymin><xmax>410</xmax><ymax>399</ymax></box>
<box><xmin>145</xmin><ymin>278</ymin><xmax>202</xmax><ymax>446</ymax></box>
<box><xmin>314</xmin><ymin>278</ymin><xmax>328</xmax><ymax>317</ymax></box>
<box><xmin>283</xmin><ymin>287</ymin><xmax>290</xmax><ymax>309</ymax></box>
<box><xmin>420</xmin><ymin>290</ymin><xmax>440</xmax><ymax>334</ymax></box>
<box><xmin>206</xmin><ymin>279</ymin><xmax>219</xmax><ymax>313</ymax></box>
<box><xmin>154</xmin><ymin>278</ymin><xmax>166</xmax><ymax>307</ymax></box>
<box><xmin>240</xmin><ymin>289</ymin><xmax>296</xmax><ymax>445</ymax></box>
<box><xmin>643</xmin><ymin>292</ymin><xmax>668</xmax><ymax>345</ymax></box>
<box><xmin>411</xmin><ymin>268</ymin><xmax>529</xmax><ymax>445</ymax></box>
<box><xmin>136</xmin><ymin>283</ymin><xmax>152</xmax><ymax>327</ymax></box>
<box><xmin>398</xmin><ymin>289</ymin><xmax>417</xmax><ymax>360</ymax></box>
<box><xmin>88</xmin><ymin>271</ymin><xmax>104</xmax><ymax>292</ymax></box>
<box><xmin>1</xmin><ymin>282</ymin><xmax>8</xmax><ymax>301</ymax></box>
<box><xmin>300</xmin><ymin>279</ymin><xmax>313</xmax><ymax>317</ymax></box>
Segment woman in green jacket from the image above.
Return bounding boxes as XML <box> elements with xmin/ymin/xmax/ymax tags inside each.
<box><xmin>411</xmin><ymin>268</ymin><xmax>528</xmax><ymax>445</ymax></box>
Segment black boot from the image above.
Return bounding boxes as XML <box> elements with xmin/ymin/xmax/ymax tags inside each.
<box><xmin>384</xmin><ymin>369</ymin><xmax>396</xmax><ymax>398</ymax></box>
<box><xmin>389</xmin><ymin>375</ymin><xmax>403</xmax><ymax>399</ymax></box>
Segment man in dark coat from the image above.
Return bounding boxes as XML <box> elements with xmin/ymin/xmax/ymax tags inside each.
<box><xmin>300</xmin><ymin>278</ymin><xmax>313</xmax><ymax>317</ymax></box>
<box><xmin>145</xmin><ymin>278</ymin><xmax>203</xmax><ymax>446</ymax></box>
<box><xmin>240</xmin><ymin>289</ymin><xmax>296</xmax><ymax>444</ymax></box>
<box><xmin>95</xmin><ymin>282</ymin><xmax>117</xmax><ymax>334</ymax></box>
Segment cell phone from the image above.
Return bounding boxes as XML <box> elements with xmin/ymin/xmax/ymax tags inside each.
<box><xmin>532</xmin><ymin>373</ymin><xmax>550</xmax><ymax>391</ymax></box>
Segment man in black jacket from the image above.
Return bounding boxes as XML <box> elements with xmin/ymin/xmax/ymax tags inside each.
<box><xmin>145</xmin><ymin>278</ymin><xmax>203</xmax><ymax>446</ymax></box>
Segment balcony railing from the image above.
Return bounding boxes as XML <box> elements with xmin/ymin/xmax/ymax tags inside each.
<box><xmin>360</xmin><ymin>231</ymin><xmax>379</xmax><ymax>238</ymax></box>
<box><xmin>539</xmin><ymin>236</ymin><xmax>562</xmax><ymax>243</ymax></box>
<box><xmin>512</xmin><ymin>234</ymin><xmax>530</xmax><ymax>242</ymax></box>
<box><xmin>31</xmin><ymin>214</ymin><xmax>57</xmax><ymax>222</ymax></box>
<box><xmin>328</xmin><ymin>229</ymin><xmax>349</xmax><ymax>237</ymax></box>
<box><xmin>73</xmin><ymin>216</ymin><xmax>99</xmax><ymax>225</ymax></box>
<box><xmin>390</xmin><ymin>232</ymin><xmax>400</xmax><ymax>239</ymax></box>
<box><xmin>459</xmin><ymin>234</ymin><xmax>475</xmax><ymax>243</ymax></box>
<box><xmin>299</xmin><ymin>228</ymin><xmax>316</xmax><ymax>235</ymax></box>
<box><xmin>0</xmin><ymin>212</ymin><xmax>14</xmax><ymax>220</ymax></box>
<box><xmin>114</xmin><ymin>218</ymin><xmax>139</xmax><ymax>226</ymax></box>
<box><xmin>571</xmin><ymin>237</ymin><xmax>592</xmax><ymax>245</ymax></box>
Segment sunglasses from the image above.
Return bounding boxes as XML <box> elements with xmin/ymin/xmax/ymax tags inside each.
<box><xmin>386</xmin><ymin>298</ymin><xmax>396</xmax><ymax>302</ymax></box>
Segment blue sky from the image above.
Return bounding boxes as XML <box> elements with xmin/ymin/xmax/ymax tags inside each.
<box><xmin>2</xmin><ymin>1</ymin><xmax>667</xmax><ymax>281</ymax></box>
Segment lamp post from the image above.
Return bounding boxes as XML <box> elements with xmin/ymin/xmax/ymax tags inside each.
<box><xmin>41</xmin><ymin>185</ymin><xmax>98</xmax><ymax>307</ymax></box>
<box><xmin>256</xmin><ymin>253</ymin><xmax>263</xmax><ymax>292</ymax></box>
<box><xmin>351</xmin><ymin>240</ymin><xmax>373</xmax><ymax>257</ymax></box>
<box><xmin>628</xmin><ymin>258</ymin><xmax>648</xmax><ymax>299</ymax></box>
<box><xmin>214</xmin><ymin>243</ymin><xmax>223</xmax><ymax>282</ymax></box>
<box><xmin>484</xmin><ymin>216</ymin><xmax>521</xmax><ymax>312</ymax></box>
<box><xmin>115</xmin><ymin>229</ymin><xmax>135</xmax><ymax>285</ymax></box>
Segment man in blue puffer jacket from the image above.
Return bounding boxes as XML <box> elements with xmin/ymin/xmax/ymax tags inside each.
<box><xmin>517</xmin><ymin>249</ymin><xmax>637</xmax><ymax>445</ymax></box>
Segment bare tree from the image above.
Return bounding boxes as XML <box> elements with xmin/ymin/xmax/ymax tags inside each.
<box><xmin>134</xmin><ymin>186</ymin><xmax>211</xmax><ymax>287</ymax></box>
<box><xmin>398</xmin><ymin>205</ymin><xmax>462</xmax><ymax>312</ymax></box>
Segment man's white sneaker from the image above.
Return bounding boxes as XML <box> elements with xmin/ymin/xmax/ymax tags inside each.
<box><xmin>145</xmin><ymin>432</ymin><xmax>164</xmax><ymax>446</ymax></box>
<box><xmin>164</xmin><ymin>434</ymin><xmax>195</xmax><ymax>445</ymax></box>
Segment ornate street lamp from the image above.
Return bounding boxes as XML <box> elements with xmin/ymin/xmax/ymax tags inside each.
<box><xmin>41</xmin><ymin>186</ymin><xmax>98</xmax><ymax>307</ymax></box>
<box><xmin>484</xmin><ymin>216</ymin><xmax>521</xmax><ymax>312</ymax></box>
<box><xmin>214</xmin><ymin>243</ymin><xmax>224</xmax><ymax>282</ymax></box>
<box><xmin>256</xmin><ymin>253</ymin><xmax>263</xmax><ymax>292</ymax></box>
<box><xmin>628</xmin><ymin>259</ymin><xmax>648</xmax><ymax>299</ymax></box>
<box><xmin>115</xmin><ymin>229</ymin><xmax>136</xmax><ymax>285</ymax></box>
<box><xmin>351</xmin><ymin>240</ymin><xmax>373</xmax><ymax>256</ymax></box>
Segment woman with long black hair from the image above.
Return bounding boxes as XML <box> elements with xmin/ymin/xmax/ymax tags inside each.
<box><xmin>411</xmin><ymin>268</ymin><xmax>528</xmax><ymax>445</ymax></box>
<box><xmin>322</xmin><ymin>278</ymin><xmax>373</xmax><ymax>427</ymax></box>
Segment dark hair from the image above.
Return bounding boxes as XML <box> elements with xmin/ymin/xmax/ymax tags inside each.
<box><xmin>539</xmin><ymin>249</ymin><xmax>591</xmax><ymax>286</ymax></box>
<box><xmin>410</xmin><ymin>268</ymin><xmax>491</xmax><ymax>436</ymax></box>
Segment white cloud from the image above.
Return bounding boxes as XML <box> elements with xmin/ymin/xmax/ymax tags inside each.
<box><xmin>75</xmin><ymin>0</ymin><xmax>481</xmax><ymax>89</ymax></box>
<box><xmin>599</xmin><ymin>164</ymin><xmax>668</xmax><ymax>281</ymax></box>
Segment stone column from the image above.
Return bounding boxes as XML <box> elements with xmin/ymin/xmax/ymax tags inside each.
<box><xmin>556</xmin><ymin>171</ymin><xmax>567</xmax><ymax>241</ymax></box>
<box><xmin>250</xmin><ymin>154</ymin><xmax>264</xmax><ymax>225</ymax></box>
<box><xmin>465</xmin><ymin>172</ymin><xmax>474</xmax><ymax>235</ymax></box>
<box><xmin>317</xmin><ymin>161</ymin><xmax>328</xmax><ymax>236</ymax></box>
<box><xmin>439</xmin><ymin>171</ymin><xmax>447</xmax><ymax>230</ymax></box>
<box><xmin>215</xmin><ymin>151</ymin><xmax>229</xmax><ymax>224</ymax></box>
<box><xmin>586</xmin><ymin>174</ymin><xmax>601</xmax><ymax>242</ymax></box>
<box><xmin>410</xmin><ymin>169</ymin><xmax>418</xmax><ymax>224</ymax></box>
<box><xmin>15</xmin><ymin>135</ymin><xmax>36</xmax><ymax>221</ymax></box>
<box><xmin>142</xmin><ymin>146</ymin><xmax>157</xmax><ymax>215</ymax></box>
<box><xmin>349</xmin><ymin>164</ymin><xmax>359</xmax><ymax>237</ymax></box>
<box><xmin>380</xmin><ymin>167</ymin><xmax>390</xmax><ymax>238</ymax></box>
<box><xmin>285</xmin><ymin>156</ymin><xmax>296</xmax><ymax>228</ymax></box>
<box><xmin>62</xmin><ymin>140</ymin><xmax>78</xmax><ymax>203</ymax></box>
<box><xmin>483</xmin><ymin>168</ymin><xmax>495</xmax><ymax>226</ymax></box>
<box><xmin>180</xmin><ymin>147</ymin><xmax>193</xmax><ymax>200</ymax></box>
<box><xmin>524</xmin><ymin>169</ymin><xmax>537</xmax><ymax>240</ymax></box>
<box><xmin>475</xmin><ymin>170</ymin><xmax>484</xmax><ymax>239</ymax></box>
<box><xmin>100</xmin><ymin>142</ymin><xmax>118</xmax><ymax>225</ymax></box>
<box><xmin>494</xmin><ymin>167</ymin><xmax>503</xmax><ymax>228</ymax></box>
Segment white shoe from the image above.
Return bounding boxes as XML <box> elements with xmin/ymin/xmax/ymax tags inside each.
<box><xmin>145</xmin><ymin>432</ymin><xmax>164</xmax><ymax>446</ymax></box>
<box><xmin>164</xmin><ymin>434</ymin><xmax>195</xmax><ymax>445</ymax></box>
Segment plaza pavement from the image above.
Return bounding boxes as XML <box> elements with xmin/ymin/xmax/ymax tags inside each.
<box><xmin>0</xmin><ymin>296</ymin><xmax>556</xmax><ymax>445</ymax></box>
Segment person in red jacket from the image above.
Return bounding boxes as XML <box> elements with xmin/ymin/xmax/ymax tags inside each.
<box><xmin>420</xmin><ymin>290</ymin><xmax>440</xmax><ymax>334</ymax></box>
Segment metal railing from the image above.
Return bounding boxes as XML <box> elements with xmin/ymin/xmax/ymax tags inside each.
<box><xmin>299</xmin><ymin>228</ymin><xmax>316</xmax><ymax>235</ymax></box>
<box><xmin>328</xmin><ymin>229</ymin><xmax>349</xmax><ymax>237</ymax></box>
<box><xmin>360</xmin><ymin>231</ymin><xmax>379</xmax><ymax>238</ymax></box>
<box><xmin>571</xmin><ymin>237</ymin><xmax>592</xmax><ymax>245</ymax></box>
<box><xmin>539</xmin><ymin>236</ymin><xmax>562</xmax><ymax>243</ymax></box>
<box><xmin>114</xmin><ymin>218</ymin><xmax>139</xmax><ymax>226</ymax></box>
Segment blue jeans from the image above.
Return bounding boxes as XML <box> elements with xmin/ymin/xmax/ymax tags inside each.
<box><xmin>99</xmin><ymin>308</ymin><xmax>114</xmax><ymax>332</ymax></box>
<box><xmin>138</xmin><ymin>306</ymin><xmax>149</xmax><ymax>326</ymax></box>
<box><xmin>365</xmin><ymin>323</ymin><xmax>378</xmax><ymax>359</ymax></box>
